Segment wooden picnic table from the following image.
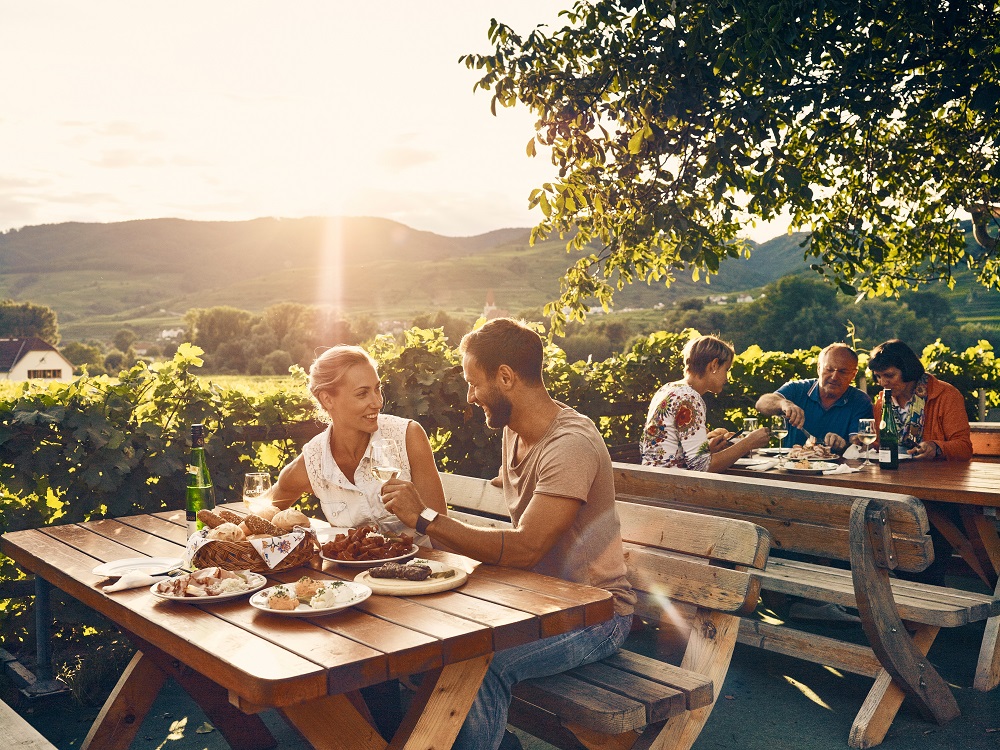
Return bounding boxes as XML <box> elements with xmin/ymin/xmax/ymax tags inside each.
<box><xmin>1</xmin><ymin>503</ymin><xmax>614</xmax><ymax>750</ymax></box>
<box><xmin>728</xmin><ymin>458</ymin><xmax>1000</xmax><ymax>587</ymax></box>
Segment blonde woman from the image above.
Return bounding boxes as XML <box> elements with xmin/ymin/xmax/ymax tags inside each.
<box><xmin>641</xmin><ymin>335</ymin><xmax>769</xmax><ymax>472</ymax></box>
<box><xmin>270</xmin><ymin>345</ymin><xmax>447</xmax><ymax>546</ymax></box>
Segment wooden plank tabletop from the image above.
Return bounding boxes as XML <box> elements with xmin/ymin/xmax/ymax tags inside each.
<box><xmin>1</xmin><ymin>504</ymin><xmax>615</xmax><ymax>711</ymax></box>
<box><xmin>728</xmin><ymin>459</ymin><xmax>1000</xmax><ymax>507</ymax></box>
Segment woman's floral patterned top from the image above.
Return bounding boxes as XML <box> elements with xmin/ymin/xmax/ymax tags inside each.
<box><xmin>640</xmin><ymin>382</ymin><xmax>712</xmax><ymax>471</ymax></box>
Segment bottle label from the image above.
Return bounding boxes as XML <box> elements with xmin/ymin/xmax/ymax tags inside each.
<box><xmin>878</xmin><ymin>449</ymin><xmax>891</xmax><ymax>461</ymax></box>
<box><xmin>879</xmin><ymin>420</ymin><xmax>887</xmax><ymax>430</ymax></box>
<box><xmin>187</xmin><ymin>464</ymin><xmax>199</xmax><ymax>475</ymax></box>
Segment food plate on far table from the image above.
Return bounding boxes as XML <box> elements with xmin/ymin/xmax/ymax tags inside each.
<box><xmin>783</xmin><ymin>461</ymin><xmax>840</xmax><ymax>475</ymax></box>
<box><xmin>92</xmin><ymin>557</ymin><xmax>184</xmax><ymax>578</ymax></box>
<box><xmin>734</xmin><ymin>456</ymin><xmax>775</xmax><ymax>468</ymax></box>
<box><xmin>758</xmin><ymin>447</ymin><xmax>792</xmax><ymax>456</ymax></box>
<box><xmin>354</xmin><ymin>558</ymin><xmax>468</xmax><ymax>596</ymax></box>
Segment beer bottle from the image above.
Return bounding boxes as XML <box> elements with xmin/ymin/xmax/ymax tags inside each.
<box><xmin>878</xmin><ymin>390</ymin><xmax>899</xmax><ymax>470</ymax></box>
<box><xmin>186</xmin><ymin>423</ymin><xmax>216</xmax><ymax>536</ymax></box>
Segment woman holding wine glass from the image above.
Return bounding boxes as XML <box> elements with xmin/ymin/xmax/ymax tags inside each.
<box><xmin>268</xmin><ymin>345</ymin><xmax>447</xmax><ymax>548</ymax></box>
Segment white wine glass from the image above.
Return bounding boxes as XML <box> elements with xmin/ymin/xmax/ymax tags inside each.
<box><xmin>742</xmin><ymin>417</ymin><xmax>759</xmax><ymax>457</ymax></box>
<box><xmin>242</xmin><ymin>472</ymin><xmax>272</xmax><ymax>509</ymax></box>
<box><xmin>771</xmin><ymin>416</ymin><xmax>789</xmax><ymax>467</ymax></box>
<box><xmin>857</xmin><ymin>418</ymin><xmax>877</xmax><ymax>469</ymax></box>
<box><xmin>370</xmin><ymin>439</ymin><xmax>403</xmax><ymax>484</ymax></box>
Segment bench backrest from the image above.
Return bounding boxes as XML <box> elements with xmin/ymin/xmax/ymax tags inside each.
<box><xmin>611</xmin><ymin>463</ymin><xmax>934</xmax><ymax>573</ymax></box>
<box><xmin>439</xmin><ymin>472</ymin><xmax>770</xmax><ymax>617</ymax></box>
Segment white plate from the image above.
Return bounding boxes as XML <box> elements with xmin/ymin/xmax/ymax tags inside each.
<box><xmin>249</xmin><ymin>582</ymin><xmax>372</xmax><ymax>617</ymax></box>
<box><xmin>355</xmin><ymin>559</ymin><xmax>468</xmax><ymax>596</ymax></box>
<box><xmin>150</xmin><ymin>572</ymin><xmax>268</xmax><ymax>602</ymax></box>
<box><xmin>784</xmin><ymin>461</ymin><xmax>840</xmax><ymax>475</ymax></box>
<box><xmin>758</xmin><ymin>447</ymin><xmax>792</xmax><ymax>456</ymax></box>
<box><xmin>734</xmin><ymin>457</ymin><xmax>774</xmax><ymax>467</ymax></box>
<box><xmin>92</xmin><ymin>557</ymin><xmax>184</xmax><ymax>578</ymax></box>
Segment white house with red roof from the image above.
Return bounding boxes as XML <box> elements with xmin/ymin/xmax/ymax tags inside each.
<box><xmin>0</xmin><ymin>338</ymin><xmax>74</xmax><ymax>382</ymax></box>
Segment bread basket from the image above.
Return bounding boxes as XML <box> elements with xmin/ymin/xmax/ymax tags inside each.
<box><xmin>191</xmin><ymin>533</ymin><xmax>316</xmax><ymax>574</ymax></box>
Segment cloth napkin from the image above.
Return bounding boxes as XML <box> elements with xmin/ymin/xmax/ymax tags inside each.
<box><xmin>103</xmin><ymin>573</ymin><xmax>167</xmax><ymax>592</ymax></box>
<box><xmin>823</xmin><ymin>463</ymin><xmax>861</xmax><ymax>475</ymax></box>
<box><xmin>842</xmin><ymin>445</ymin><xmax>863</xmax><ymax>460</ymax></box>
<box><xmin>746</xmin><ymin>459</ymin><xmax>779</xmax><ymax>471</ymax></box>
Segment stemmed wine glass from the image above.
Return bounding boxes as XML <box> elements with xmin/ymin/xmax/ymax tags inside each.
<box><xmin>771</xmin><ymin>416</ymin><xmax>789</xmax><ymax>468</ymax></box>
<box><xmin>370</xmin><ymin>439</ymin><xmax>403</xmax><ymax>484</ymax></box>
<box><xmin>857</xmin><ymin>418</ymin><xmax>877</xmax><ymax>469</ymax></box>
<box><xmin>742</xmin><ymin>417</ymin><xmax>759</xmax><ymax>457</ymax></box>
<box><xmin>242</xmin><ymin>472</ymin><xmax>272</xmax><ymax>510</ymax></box>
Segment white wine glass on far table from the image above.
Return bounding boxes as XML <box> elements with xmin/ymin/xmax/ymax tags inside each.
<box><xmin>857</xmin><ymin>418</ymin><xmax>877</xmax><ymax>469</ymax></box>
<box><xmin>771</xmin><ymin>417</ymin><xmax>789</xmax><ymax>467</ymax></box>
<box><xmin>370</xmin><ymin>440</ymin><xmax>404</xmax><ymax>484</ymax></box>
<box><xmin>242</xmin><ymin>472</ymin><xmax>272</xmax><ymax>510</ymax></box>
<box><xmin>742</xmin><ymin>417</ymin><xmax>759</xmax><ymax>457</ymax></box>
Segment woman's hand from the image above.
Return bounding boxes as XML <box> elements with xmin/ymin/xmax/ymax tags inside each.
<box><xmin>706</xmin><ymin>428</ymin><xmax>735</xmax><ymax>452</ymax></box>
<box><xmin>908</xmin><ymin>441</ymin><xmax>940</xmax><ymax>461</ymax></box>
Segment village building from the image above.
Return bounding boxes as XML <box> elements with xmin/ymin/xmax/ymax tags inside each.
<box><xmin>0</xmin><ymin>338</ymin><xmax>75</xmax><ymax>382</ymax></box>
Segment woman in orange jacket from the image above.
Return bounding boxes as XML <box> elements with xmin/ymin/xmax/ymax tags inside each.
<box><xmin>869</xmin><ymin>339</ymin><xmax>973</xmax><ymax>461</ymax></box>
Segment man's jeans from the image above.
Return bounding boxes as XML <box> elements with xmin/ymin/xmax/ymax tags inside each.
<box><xmin>452</xmin><ymin>611</ymin><xmax>633</xmax><ymax>750</ymax></box>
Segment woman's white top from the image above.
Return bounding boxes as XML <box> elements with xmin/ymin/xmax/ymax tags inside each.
<box><xmin>302</xmin><ymin>413</ymin><xmax>430</xmax><ymax>547</ymax></box>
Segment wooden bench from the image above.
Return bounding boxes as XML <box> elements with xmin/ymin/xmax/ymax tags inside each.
<box><xmin>607</xmin><ymin>464</ymin><xmax>1000</xmax><ymax>748</ymax></box>
<box><xmin>439</xmin><ymin>472</ymin><xmax>770</xmax><ymax>750</ymax></box>
<box><xmin>0</xmin><ymin>699</ymin><xmax>58</xmax><ymax>749</ymax></box>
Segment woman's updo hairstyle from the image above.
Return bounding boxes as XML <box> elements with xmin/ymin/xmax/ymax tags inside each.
<box><xmin>308</xmin><ymin>345</ymin><xmax>378</xmax><ymax>423</ymax></box>
<box><xmin>682</xmin><ymin>335</ymin><xmax>735</xmax><ymax>377</ymax></box>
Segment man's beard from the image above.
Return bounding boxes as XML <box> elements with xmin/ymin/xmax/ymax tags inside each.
<box><xmin>480</xmin><ymin>386</ymin><xmax>513</xmax><ymax>429</ymax></box>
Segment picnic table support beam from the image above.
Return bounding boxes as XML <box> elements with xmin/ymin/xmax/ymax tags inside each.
<box><xmin>849</xmin><ymin>498</ymin><xmax>959</xmax><ymax>746</ymax></box>
<box><xmin>22</xmin><ymin>577</ymin><xmax>69</xmax><ymax>698</ymax></box>
<box><xmin>975</xmin><ymin>574</ymin><xmax>1000</xmax><ymax>692</ymax></box>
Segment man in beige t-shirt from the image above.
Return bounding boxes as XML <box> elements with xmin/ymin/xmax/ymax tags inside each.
<box><xmin>383</xmin><ymin>317</ymin><xmax>634</xmax><ymax>750</ymax></box>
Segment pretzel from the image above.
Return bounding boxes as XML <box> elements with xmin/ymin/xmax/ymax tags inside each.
<box><xmin>196</xmin><ymin>509</ymin><xmax>226</xmax><ymax>529</ymax></box>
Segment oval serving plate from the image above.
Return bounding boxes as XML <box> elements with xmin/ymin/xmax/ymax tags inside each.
<box><xmin>783</xmin><ymin>461</ymin><xmax>840</xmax><ymax>475</ymax></box>
<box><xmin>758</xmin><ymin>447</ymin><xmax>792</xmax><ymax>456</ymax></box>
<box><xmin>92</xmin><ymin>557</ymin><xmax>184</xmax><ymax>578</ymax></box>
<box><xmin>151</xmin><ymin>572</ymin><xmax>268</xmax><ymax>603</ymax></box>
<box><xmin>354</xmin><ymin>559</ymin><xmax>468</xmax><ymax>596</ymax></box>
<box><xmin>249</xmin><ymin>581</ymin><xmax>372</xmax><ymax>617</ymax></box>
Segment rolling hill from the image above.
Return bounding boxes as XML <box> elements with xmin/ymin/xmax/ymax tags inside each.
<box><xmin>0</xmin><ymin>216</ymin><xmax>992</xmax><ymax>342</ymax></box>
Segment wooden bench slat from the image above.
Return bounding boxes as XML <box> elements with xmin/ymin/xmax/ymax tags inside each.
<box><xmin>514</xmin><ymin>672</ymin><xmax>649</xmax><ymax>735</ymax></box>
<box><xmin>562</xmin><ymin>661</ymin><xmax>688</xmax><ymax>723</ymax></box>
<box><xmin>600</xmin><ymin>650</ymin><xmax>714</xmax><ymax>709</ymax></box>
<box><xmin>738</xmin><ymin>619</ymin><xmax>883</xmax><ymax>678</ymax></box>
<box><xmin>0</xmin><ymin>700</ymin><xmax>57</xmax><ymax>749</ymax></box>
<box><xmin>624</xmin><ymin>545</ymin><xmax>760</xmax><ymax>614</ymax></box>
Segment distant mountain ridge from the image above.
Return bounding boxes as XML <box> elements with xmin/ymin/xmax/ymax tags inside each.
<box><xmin>1</xmin><ymin>216</ymin><xmax>985</xmax><ymax>341</ymax></box>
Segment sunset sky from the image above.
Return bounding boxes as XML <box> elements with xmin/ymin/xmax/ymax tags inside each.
<box><xmin>0</xmin><ymin>2</ymin><xmax>783</xmax><ymax>241</ymax></box>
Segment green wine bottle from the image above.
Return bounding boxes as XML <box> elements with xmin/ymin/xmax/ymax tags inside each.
<box><xmin>878</xmin><ymin>389</ymin><xmax>899</xmax><ymax>470</ymax></box>
<box><xmin>186</xmin><ymin>423</ymin><xmax>216</xmax><ymax>536</ymax></box>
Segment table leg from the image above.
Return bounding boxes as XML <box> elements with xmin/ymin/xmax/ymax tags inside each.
<box><xmin>975</xmin><ymin>573</ymin><xmax>1000</xmax><ymax>692</ymax></box>
<box><xmin>279</xmin><ymin>693</ymin><xmax>387</xmax><ymax>750</ymax></box>
<box><xmin>82</xmin><ymin>651</ymin><xmax>166</xmax><ymax>750</ymax></box>
<box><xmin>388</xmin><ymin>653</ymin><xmax>492</xmax><ymax>750</ymax></box>
<box><xmin>959</xmin><ymin>506</ymin><xmax>1000</xmax><ymax>586</ymax></box>
<box><xmin>925</xmin><ymin>507</ymin><xmax>992</xmax><ymax>586</ymax></box>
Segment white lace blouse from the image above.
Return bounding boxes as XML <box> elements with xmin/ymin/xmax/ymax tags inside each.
<box><xmin>301</xmin><ymin>414</ymin><xmax>430</xmax><ymax>546</ymax></box>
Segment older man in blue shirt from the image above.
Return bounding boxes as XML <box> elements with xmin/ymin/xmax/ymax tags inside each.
<box><xmin>756</xmin><ymin>343</ymin><xmax>873</xmax><ymax>453</ymax></box>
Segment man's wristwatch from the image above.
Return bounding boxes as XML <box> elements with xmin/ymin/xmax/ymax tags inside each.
<box><xmin>415</xmin><ymin>508</ymin><xmax>439</xmax><ymax>535</ymax></box>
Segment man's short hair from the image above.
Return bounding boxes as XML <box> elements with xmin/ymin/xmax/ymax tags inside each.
<box><xmin>869</xmin><ymin>339</ymin><xmax>925</xmax><ymax>382</ymax></box>
<box><xmin>819</xmin><ymin>343</ymin><xmax>859</xmax><ymax>366</ymax></box>
<box><xmin>459</xmin><ymin>318</ymin><xmax>544</xmax><ymax>384</ymax></box>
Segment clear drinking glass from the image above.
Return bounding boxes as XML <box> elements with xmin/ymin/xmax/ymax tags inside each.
<box><xmin>242</xmin><ymin>472</ymin><xmax>272</xmax><ymax>509</ymax></box>
<box><xmin>771</xmin><ymin>416</ymin><xmax>789</xmax><ymax>467</ymax></box>
<box><xmin>742</xmin><ymin>417</ymin><xmax>759</xmax><ymax>457</ymax></box>
<box><xmin>370</xmin><ymin>439</ymin><xmax>403</xmax><ymax>484</ymax></box>
<box><xmin>857</xmin><ymin>418</ymin><xmax>877</xmax><ymax>469</ymax></box>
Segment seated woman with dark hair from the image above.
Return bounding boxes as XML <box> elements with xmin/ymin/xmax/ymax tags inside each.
<box><xmin>641</xmin><ymin>334</ymin><xmax>769</xmax><ymax>472</ymax></box>
<box><xmin>868</xmin><ymin>339</ymin><xmax>973</xmax><ymax>461</ymax></box>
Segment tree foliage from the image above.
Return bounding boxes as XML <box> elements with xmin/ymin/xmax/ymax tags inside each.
<box><xmin>0</xmin><ymin>299</ymin><xmax>59</xmax><ymax>343</ymax></box>
<box><xmin>462</xmin><ymin>1</ymin><xmax>1000</xmax><ymax>329</ymax></box>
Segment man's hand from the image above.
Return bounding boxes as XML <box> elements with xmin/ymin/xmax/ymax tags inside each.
<box><xmin>781</xmin><ymin>401</ymin><xmax>806</xmax><ymax>429</ymax></box>
<box><xmin>823</xmin><ymin>433</ymin><xmax>847</xmax><ymax>452</ymax></box>
<box><xmin>909</xmin><ymin>441</ymin><xmax>939</xmax><ymax>461</ymax></box>
<box><xmin>380</xmin><ymin>478</ymin><xmax>424</xmax><ymax>528</ymax></box>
